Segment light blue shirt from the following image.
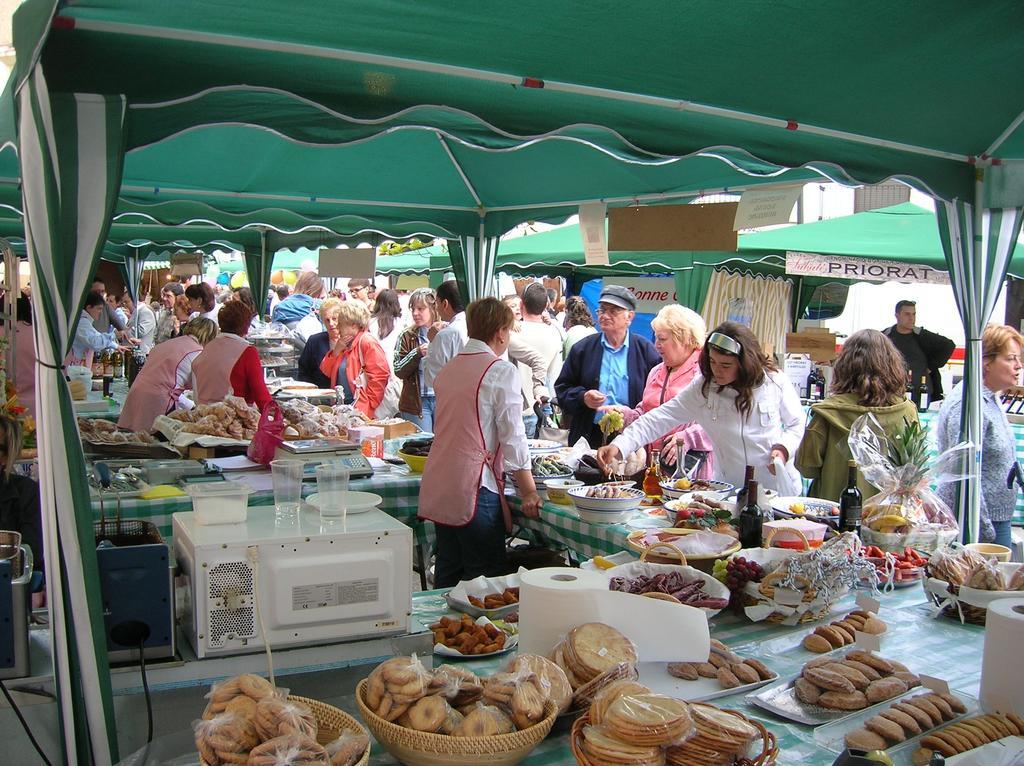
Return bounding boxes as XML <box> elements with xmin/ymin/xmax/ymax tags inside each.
<box><xmin>72</xmin><ymin>310</ymin><xmax>117</xmax><ymax>361</ymax></box>
<box><xmin>594</xmin><ymin>331</ymin><xmax>631</xmax><ymax>423</ymax></box>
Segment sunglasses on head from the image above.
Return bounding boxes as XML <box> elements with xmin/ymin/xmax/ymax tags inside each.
<box><xmin>707</xmin><ymin>332</ymin><xmax>742</xmax><ymax>356</ymax></box>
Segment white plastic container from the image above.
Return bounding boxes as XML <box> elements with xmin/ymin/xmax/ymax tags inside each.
<box><xmin>185</xmin><ymin>482</ymin><xmax>253</xmax><ymax>525</ymax></box>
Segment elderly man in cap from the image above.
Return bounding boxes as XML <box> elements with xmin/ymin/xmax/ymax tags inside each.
<box><xmin>554</xmin><ymin>285</ymin><xmax>660</xmax><ymax>448</ymax></box>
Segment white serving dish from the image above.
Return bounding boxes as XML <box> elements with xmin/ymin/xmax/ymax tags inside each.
<box><xmin>569</xmin><ymin>485</ymin><xmax>645</xmax><ymax>512</ymax></box>
<box><xmin>659</xmin><ymin>479</ymin><xmax>734</xmax><ymax>501</ymax></box>
<box><xmin>185</xmin><ymin>481</ymin><xmax>253</xmax><ymax>525</ymax></box>
<box><xmin>574</xmin><ymin>507</ymin><xmax>636</xmax><ymax>525</ymax></box>
<box><xmin>544</xmin><ymin>478</ymin><xmax>584</xmax><ymax>505</ymax></box>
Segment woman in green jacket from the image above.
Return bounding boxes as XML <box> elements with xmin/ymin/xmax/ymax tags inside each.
<box><xmin>796</xmin><ymin>329</ymin><xmax>919</xmax><ymax>502</ymax></box>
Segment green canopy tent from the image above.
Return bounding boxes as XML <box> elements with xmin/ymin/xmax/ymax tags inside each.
<box><xmin>9</xmin><ymin>2</ymin><xmax>1024</xmax><ymax>761</ymax></box>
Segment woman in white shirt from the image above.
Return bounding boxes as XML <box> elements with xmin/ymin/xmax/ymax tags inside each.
<box><xmin>184</xmin><ymin>282</ymin><xmax>220</xmax><ymax>322</ymax></box>
<box><xmin>368</xmin><ymin>288</ymin><xmax>404</xmax><ymax>366</ymax></box>
<box><xmin>597</xmin><ymin>321</ymin><xmax>804</xmax><ymax>492</ymax></box>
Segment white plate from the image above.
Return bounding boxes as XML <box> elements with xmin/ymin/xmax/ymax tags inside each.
<box><xmin>638</xmin><ymin>659</ymin><xmax>777</xmax><ymax>703</ymax></box>
<box><xmin>304</xmin><ymin>491</ymin><xmax>382</xmax><ymax>514</ymax></box>
<box><xmin>432</xmin><ymin>615</ymin><xmax>519</xmax><ymax>659</ymax></box>
<box><xmin>527</xmin><ymin>439</ymin><xmax>563</xmax><ymax>453</ymax></box>
<box><xmin>770</xmin><ymin>495</ymin><xmax>840</xmax><ymax>523</ymax></box>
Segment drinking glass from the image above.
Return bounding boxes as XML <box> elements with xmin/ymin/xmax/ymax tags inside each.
<box><xmin>316</xmin><ymin>462</ymin><xmax>350</xmax><ymax>519</ymax></box>
<box><xmin>270</xmin><ymin>459</ymin><xmax>304</xmax><ymax>519</ymax></box>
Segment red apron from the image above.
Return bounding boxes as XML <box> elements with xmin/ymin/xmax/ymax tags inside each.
<box><xmin>191</xmin><ymin>333</ymin><xmax>248</xmax><ymax>404</ymax></box>
<box><xmin>418</xmin><ymin>351</ymin><xmax>511</xmax><ymax>531</ymax></box>
<box><xmin>117</xmin><ymin>335</ymin><xmax>201</xmax><ymax>432</ymax></box>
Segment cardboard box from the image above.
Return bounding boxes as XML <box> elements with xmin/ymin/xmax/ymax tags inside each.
<box><xmin>786</xmin><ymin>329</ymin><xmax>838</xmax><ymax>363</ymax></box>
<box><xmin>366</xmin><ymin>419</ymin><xmax>419</xmax><ymax>440</ymax></box>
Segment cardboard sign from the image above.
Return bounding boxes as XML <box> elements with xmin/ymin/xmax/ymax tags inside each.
<box><xmin>319</xmin><ymin>247</ymin><xmax>376</xmax><ymax>278</ymax></box>
<box><xmin>395</xmin><ymin>275</ymin><xmax>429</xmax><ymax>291</ymax></box>
<box><xmin>856</xmin><ymin>593</ymin><xmax>882</xmax><ymax>615</ymax></box>
<box><xmin>733</xmin><ymin>185</ymin><xmax>802</xmax><ymax>229</ymax></box>
<box><xmin>853</xmin><ymin>631</ymin><xmax>881</xmax><ymax>653</ymax></box>
<box><xmin>608</xmin><ymin>203</ymin><xmax>738</xmax><ymax>252</ymax></box>
<box><xmin>786</xmin><ymin>251</ymin><xmax>950</xmax><ymax>285</ymax></box>
<box><xmin>786</xmin><ymin>329</ymin><xmax>838</xmax><ymax>362</ymax></box>
<box><xmin>580</xmin><ymin>202</ymin><xmax>609</xmax><ymax>265</ymax></box>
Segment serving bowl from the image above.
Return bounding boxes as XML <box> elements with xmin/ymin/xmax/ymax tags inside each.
<box><xmin>569</xmin><ymin>485</ymin><xmax>645</xmax><ymax>513</ymax></box>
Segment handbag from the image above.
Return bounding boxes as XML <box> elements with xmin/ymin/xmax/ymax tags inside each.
<box><xmin>533</xmin><ymin>398</ymin><xmax>569</xmax><ymax>444</ymax></box>
<box><xmin>356</xmin><ymin>337</ymin><xmax>400</xmax><ymax>418</ymax></box>
<box><xmin>246</xmin><ymin>401</ymin><xmax>286</xmax><ymax>465</ymax></box>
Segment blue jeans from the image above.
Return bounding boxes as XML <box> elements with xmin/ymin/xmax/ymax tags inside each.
<box><xmin>432</xmin><ymin>487</ymin><xmax>507</xmax><ymax>588</ymax></box>
<box><xmin>522</xmin><ymin>413</ymin><xmax>538</xmax><ymax>440</ymax></box>
<box><xmin>992</xmin><ymin>520</ymin><xmax>1013</xmax><ymax>550</ymax></box>
<box><xmin>400</xmin><ymin>394</ymin><xmax>435</xmax><ymax>433</ymax></box>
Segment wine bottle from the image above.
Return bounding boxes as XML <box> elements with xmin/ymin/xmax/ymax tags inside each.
<box><xmin>838</xmin><ymin>460</ymin><xmax>862</xmax><ymax>536</ymax></box>
<box><xmin>734</xmin><ymin>465</ymin><xmax>755</xmax><ymax>514</ymax></box>
<box><xmin>738</xmin><ymin>480</ymin><xmax>763</xmax><ymax>548</ymax></box>
<box><xmin>918</xmin><ymin>375</ymin><xmax>930</xmax><ymax>412</ymax></box>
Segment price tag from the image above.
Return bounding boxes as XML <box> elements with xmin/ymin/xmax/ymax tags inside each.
<box><xmin>854</xmin><ymin>631</ymin><xmax>881</xmax><ymax>652</ymax></box>
<box><xmin>774</xmin><ymin>588</ymin><xmax>804</xmax><ymax>607</ymax></box>
<box><xmin>920</xmin><ymin>675</ymin><xmax>951</xmax><ymax>695</ymax></box>
<box><xmin>856</xmin><ymin>593</ymin><xmax>881</xmax><ymax>614</ymax></box>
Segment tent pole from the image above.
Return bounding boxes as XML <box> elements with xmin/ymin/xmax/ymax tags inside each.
<box><xmin>1</xmin><ymin>239</ymin><xmax>15</xmax><ymax>389</ymax></box>
<box><xmin>436</xmin><ymin>135</ymin><xmax>483</xmax><ymax>208</ymax></box>
<box><xmin>69</xmin><ymin>17</ymin><xmax>966</xmax><ymax>164</ymax></box>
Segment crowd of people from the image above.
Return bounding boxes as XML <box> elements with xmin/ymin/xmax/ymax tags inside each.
<box><xmin>1</xmin><ymin>268</ymin><xmax>1012</xmax><ymax>586</ymax></box>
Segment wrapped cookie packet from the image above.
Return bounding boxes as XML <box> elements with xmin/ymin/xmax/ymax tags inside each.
<box><xmin>324</xmin><ymin>730</ymin><xmax>370</xmax><ymax>766</ymax></box>
<box><xmin>193</xmin><ymin>710</ymin><xmax>260</xmax><ymax>766</ymax></box>
<box><xmin>247</xmin><ymin>734</ymin><xmax>329</xmax><ymax>766</ymax></box>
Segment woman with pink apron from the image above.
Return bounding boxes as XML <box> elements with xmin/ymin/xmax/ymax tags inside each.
<box><xmin>191</xmin><ymin>333</ymin><xmax>249</xmax><ymax>403</ymax></box>
<box><xmin>418</xmin><ymin>297</ymin><xmax>543</xmax><ymax>588</ymax></box>
<box><xmin>117</xmin><ymin>318</ymin><xmax>218</xmax><ymax>432</ymax></box>
<box><xmin>191</xmin><ymin>302</ymin><xmax>272</xmax><ymax>409</ymax></box>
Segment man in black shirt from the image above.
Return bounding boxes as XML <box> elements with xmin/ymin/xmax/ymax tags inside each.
<box><xmin>883</xmin><ymin>299</ymin><xmax>956</xmax><ymax>402</ymax></box>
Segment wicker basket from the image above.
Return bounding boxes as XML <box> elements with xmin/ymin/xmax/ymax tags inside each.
<box><xmin>570</xmin><ymin>705</ymin><xmax>778</xmax><ymax>766</ymax></box>
<box><xmin>744</xmin><ymin>572</ymin><xmax>830</xmax><ymax>625</ymax></box>
<box><xmin>355</xmin><ymin>678</ymin><xmax>557</xmax><ymax>766</ymax></box>
<box><xmin>627</xmin><ymin>529</ymin><xmax>741</xmax><ymax>573</ymax></box>
<box><xmin>923</xmin><ymin>563</ymin><xmax>989</xmax><ymax>625</ymax></box>
<box><xmin>199</xmin><ymin>695</ymin><xmax>370</xmax><ymax>766</ymax></box>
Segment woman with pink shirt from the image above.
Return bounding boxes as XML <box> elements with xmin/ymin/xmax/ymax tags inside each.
<box><xmin>600</xmin><ymin>304</ymin><xmax>714</xmax><ymax>478</ymax></box>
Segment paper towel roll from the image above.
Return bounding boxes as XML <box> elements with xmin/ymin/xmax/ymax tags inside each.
<box><xmin>981</xmin><ymin>597</ymin><xmax>1024</xmax><ymax>715</ymax></box>
<box><xmin>517</xmin><ymin>567</ymin><xmax>608</xmax><ymax>655</ymax></box>
<box><xmin>517</xmin><ymin>566</ymin><xmax>710</xmax><ymax>662</ymax></box>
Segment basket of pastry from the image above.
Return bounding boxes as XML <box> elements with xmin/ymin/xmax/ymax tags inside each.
<box><xmin>444</xmin><ymin>571</ymin><xmax>522</xmax><ymax>618</ymax></box>
<box><xmin>738</xmin><ymin>532</ymin><xmax>882</xmax><ymax>625</ymax></box>
<box><xmin>570</xmin><ymin>679</ymin><xmax>778</xmax><ymax>766</ymax></box>
<box><xmin>548</xmin><ymin>623</ymin><xmax>641</xmax><ymax>712</ymax></box>
<box><xmin>194</xmin><ymin>673</ymin><xmax>371</xmax><ymax>766</ymax></box>
<box><xmin>78</xmin><ymin>417</ymin><xmax>179</xmax><ymax>458</ymax></box>
<box><xmin>355</xmin><ymin>654</ymin><xmax>558</xmax><ymax>766</ymax></box>
<box><xmin>924</xmin><ymin>546</ymin><xmax>1024</xmax><ymax>624</ymax></box>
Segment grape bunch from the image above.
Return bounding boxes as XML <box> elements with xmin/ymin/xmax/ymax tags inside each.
<box><xmin>599</xmin><ymin>410</ymin><xmax>624</xmax><ymax>438</ymax></box>
<box><xmin>722</xmin><ymin>556</ymin><xmax>764</xmax><ymax>591</ymax></box>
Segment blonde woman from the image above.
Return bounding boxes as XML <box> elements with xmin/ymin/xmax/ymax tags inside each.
<box><xmin>394</xmin><ymin>288</ymin><xmax>438</xmax><ymax>430</ymax></box>
<box><xmin>318</xmin><ymin>300</ymin><xmax>391</xmax><ymax>417</ymax></box>
<box><xmin>0</xmin><ymin>412</ymin><xmax>42</xmax><ymax>579</ymax></box>
<box><xmin>599</xmin><ymin>304</ymin><xmax>714</xmax><ymax>476</ymax></box>
<box><xmin>118</xmin><ymin>317</ymin><xmax>218</xmax><ymax>431</ymax></box>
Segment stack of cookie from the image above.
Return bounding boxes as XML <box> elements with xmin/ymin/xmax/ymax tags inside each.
<box><xmin>665</xmin><ymin>704</ymin><xmax>760</xmax><ymax>766</ymax></box>
<box><xmin>194</xmin><ymin>674</ymin><xmax>369</xmax><ymax>766</ymax></box>
<box><xmin>577</xmin><ymin>680</ymin><xmax>696</xmax><ymax>766</ymax></box>
<box><xmin>508</xmin><ymin>654</ymin><xmax>574</xmax><ymax>714</ymax></box>
<box><xmin>911</xmin><ymin>711</ymin><xmax>1024</xmax><ymax>765</ymax></box>
<box><xmin>667</xmin><ymin>638</ymin><xmax>776</xmax><ymax>689</ymax></box>
<box><xmin>801</xmin><ymin>609</ymin><xmax>887</xmax><ymax>653</ymax></box>
<box><xmin>793</xmin><ymin>651</ymin><xmax>921</xmax><ymax>711</ymax></box>
<box><xmin>364</xmin><ymin>656</ymin><xmax>435</xmax><ymax>723</ymax></box>
<box><xmin>555</xmin><ymin>623</ymin><xmax>639</xmax><ymax>687</ymax></box>
<box><xmin>843</xmin><ymin>690</ymin><xmax>967</xmax><ymax>751</ymax></box>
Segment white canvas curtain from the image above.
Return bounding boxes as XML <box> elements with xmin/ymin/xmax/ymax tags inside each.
<box><xmin>19</xmin><ymin>65</ymin><xmax>124</xmax><ymax>765</ymax></box>
<box><xmin>701</xmin><ymin>269</ymin><xmax>792</xmax><ymax>354</ymax></box>
<box><xmin>936</xmin><ymin>194</ymin><xmax>1024</xmax><ymax>543</ymax></box>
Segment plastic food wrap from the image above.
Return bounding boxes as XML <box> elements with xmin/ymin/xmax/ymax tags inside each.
<box><xmin>202</xmin><ymin>674</ymin><xmax>281</xmax><ymax>719</ymax></box>
<box><xmin>364</xmin><ymin>654</ymin><xmax>433</xmax><ymax>722</ymax></box>
<box><xmin>193</xmin><ymin>711</ymin><xmax>260</xmax><ymax>766</ymax></box>
<box><xmin>253</xmin><ymin>696</ymin><xmax>318</xmax><ymax>741</ymax></box>
<box><xmin>849</xmin><ymin>414</ymin><xmax>970</xmax><ymax>552</ymax></box>
<box><xmin>324</xmin><ymin>730</ymin><xmax>370</xmax><ymax>766</ymax></box>
<box><xmin>246</xmin><ymin>734</ymin><xmax>329</xmax><ymax>766</ymax></box>
<box><xmin>450</xmin><ymin>703</ymin><xmax>516</xmax><ymax>736</ymax></box>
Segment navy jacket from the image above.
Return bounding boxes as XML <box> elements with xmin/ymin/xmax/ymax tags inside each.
<box><xmin>296</xmin><ymin>331</ymin><xmax>332</xmax><ymax>388</ymax></box>
<box><xmin>555</xmin><ymin>332</ymin><xmax>661</xmax><ymax>448</ymax></box>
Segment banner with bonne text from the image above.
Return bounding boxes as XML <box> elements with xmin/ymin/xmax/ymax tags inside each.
<box><xmin>607</xmin><ymin>277</ymin><xmax>678</xmax><ymax>313</ymax></box>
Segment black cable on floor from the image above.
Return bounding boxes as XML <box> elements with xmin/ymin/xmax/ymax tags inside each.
<box><xmin>0</xmin><ymin>678</ymin><xmax>53</xmax><ymax>766</ymax></box>
<box><xmin>138</xmin><ymin>640</ymin><xmax>153</xmax><ymax>744</ymax></box>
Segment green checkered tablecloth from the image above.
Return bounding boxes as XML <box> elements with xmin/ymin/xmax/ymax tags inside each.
<box><xmin>410</xmin><ymin>584</ymin><xmax>985</xmax><ymax>766</ymax></box>
<box><xmin>91</xmin><ymin>467</ymin><xmax>427</xmax><ymax>547</ymax></box>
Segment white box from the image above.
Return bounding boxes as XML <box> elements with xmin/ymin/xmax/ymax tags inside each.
<box><xmin>185</xmin><ymin>482</ymin><xmax>253</xmax><ymax>525</ymax></box>
<box><xmin>173</xmin><ymin>507</ymin><xmax>412</xmax><ymax>658</ymax></box>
